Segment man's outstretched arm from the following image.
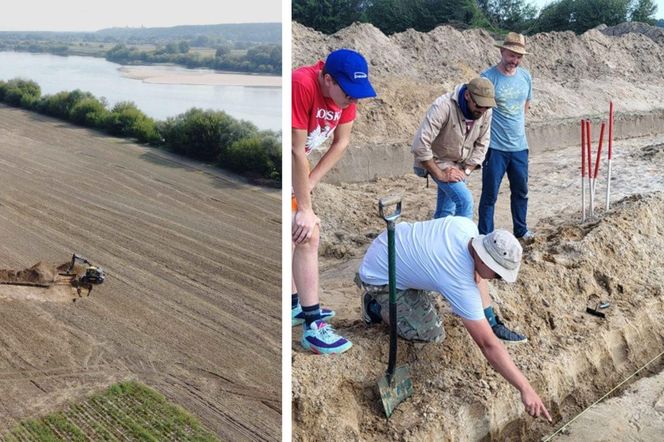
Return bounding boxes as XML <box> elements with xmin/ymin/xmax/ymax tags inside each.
<box><xmin>462</xmin><ymin>318</ymin><xmax>552</xmax><ymax>422</ymax></box>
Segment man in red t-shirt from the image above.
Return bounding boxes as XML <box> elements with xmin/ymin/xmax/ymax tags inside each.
<box><xmin>292</xmin><ymin>49</ymin><xmax>376</xmax><ymax>354</ymax></box>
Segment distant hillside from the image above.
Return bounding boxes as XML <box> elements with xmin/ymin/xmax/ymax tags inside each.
<box><xmin>96</xmin><ymin>23</ymin><xmax>281</xmax><ymax>44</ymax></box>
<box><xmin>0</xmin><ymin>23</ymin><xmax>281</xmax><ymax>45</ymax></box>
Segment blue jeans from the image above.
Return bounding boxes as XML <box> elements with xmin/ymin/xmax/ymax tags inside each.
<box><xmin>433</xmin><ymin>179</ymin><xmax>473</xmax><ymax>219</ymax></box>
<box><xmin>414</xmin><ymin>167</ymin><xmax>473</xmax><ymax>219</ymax></box>
<box><xmin>478</xmin><ymin>148</ymin><xmax>529</xmax><ymax>237</ymax></box>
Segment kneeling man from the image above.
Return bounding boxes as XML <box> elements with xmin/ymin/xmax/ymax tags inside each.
<box><xmin>357</xmin><ymin>216</ymin><xmax>551</xmax><ymax>420</ymax></box>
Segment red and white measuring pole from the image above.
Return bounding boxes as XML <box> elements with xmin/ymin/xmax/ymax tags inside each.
<box><xmin>586</xmin><ymin>120</ymin><xmax>594</xmax><ymax>217</ymax></box>
<box><xmin>593</xmin><ymin>121</ymin><xmax>606</xmax><ymax>203</ymax></box>
<box><xmin>605</xmin><ymin>102</ymin><xmax>614</xmax><ymax>211</ymax></box>
<box><xmin>581</xmin><ymin>120</ymin><xmax>586</xmax><ymax>221</ymax></box>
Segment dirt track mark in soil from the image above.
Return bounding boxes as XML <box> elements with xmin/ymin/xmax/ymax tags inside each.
<box><xmin>0</xmin><ymin>105</ymin><xmax>281</xmax><ymax>441</ymax></box>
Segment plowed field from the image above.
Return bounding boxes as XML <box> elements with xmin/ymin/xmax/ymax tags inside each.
<box><xmin>0</xmin><ymin>105</ymin><xmax>281</xmax><ymax>440</ymax></box>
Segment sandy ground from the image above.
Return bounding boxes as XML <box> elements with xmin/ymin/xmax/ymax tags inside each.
<box><xmin>552</xmin><ymin>367</ymin><xmax>664</xmax><ymax>441</ymax></box>
<box><xmin>292</xmin><ymin>21</ymin><xmax>664</xmax><ymax>441</ymax></box>
<box><xmin>0</xmin><ymin>105</ymin><xmax>281</xmax><ymax>440</ymax></box>
<box><xmin>119</xmin><ymin>66</ymin><xmax>281</xmax><ymax>87</ymax></box>
<box><xmin>291</xmin><ymin>133</ymin><xmax>664</xmax><ymax>441</ymax></box>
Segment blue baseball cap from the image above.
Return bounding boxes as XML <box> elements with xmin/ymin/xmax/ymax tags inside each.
<box><xmin>324</xmin><ymin>49</ymin><xmax>376</xmax><ymax>99</ymax></box>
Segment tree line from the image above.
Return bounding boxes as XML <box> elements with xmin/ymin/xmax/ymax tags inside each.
<box><xmin>0</xmin><ymin>78</ymin><xmax>281</xmax><ymax>185</ymax></box>
<box><xmin>293</xmin><ymin>0</ymin><xmax>660</xmax><ymax>35</ymax></box>
<box><xmin>105</xmin><ymin>43</ymin><xmax>281</xmax><ymax>74</ymax></box>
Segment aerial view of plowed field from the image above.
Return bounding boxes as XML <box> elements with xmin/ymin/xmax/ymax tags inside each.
<box><xmin>0</xmin><ymin>105</ymin><xmax>281</xmax><ymax>440</ymax></box>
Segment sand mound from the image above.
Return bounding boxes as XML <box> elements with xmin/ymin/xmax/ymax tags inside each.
<box><xmin>293</xmin><ymin>22</ymin><xmax>664</xmax><ymax>147</ymax></box>
<box><xmin>293</xmin><ymin>192</ymin><xmax>664</xmax><ymax>440</ymax></box>
<box><xmin>0</xmin><ymin>262</ymin><xmax>57</xmax><ymax>286</ymax></box>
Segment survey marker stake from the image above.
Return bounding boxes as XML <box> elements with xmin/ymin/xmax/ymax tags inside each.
<box><xmin>606</xmin><ymin>101</ymin><xmax>614</xmax><ymax>211</ymax></box>
<box><xmin>377</xmin><ymin>194</ymin><xmax>413</xmax><ymax>418</ymax></box>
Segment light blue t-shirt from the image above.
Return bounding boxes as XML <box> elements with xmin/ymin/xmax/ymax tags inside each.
<box><xmin>481</xmin><ymin>65</ymin><xmax>532</xmax><ymax>152</ymax></box>
<box><xmin>358</xmin><ymin>216</ymin><xmax>484</xmax><ymax>320</ymax></box>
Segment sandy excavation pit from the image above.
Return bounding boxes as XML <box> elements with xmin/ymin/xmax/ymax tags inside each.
<box><xmin>0</xmin><ymin>262</ymin><xmax>83</xmax><ymax>302</ymax></box>
<box><xmin>292</xmin><ymin>20</ymin><xmax>664</xmax><ymax>441</ymax></box>
<box><xmin>293</xmin><ymin>193</ymin><xmax>664</xmax><ymax>441</ymax></box>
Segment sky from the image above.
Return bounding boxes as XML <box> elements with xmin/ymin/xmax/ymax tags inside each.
<box><xmin>0</xmin><ymin>0</ymin><xmax>282</xmax><ymax>32</ymax></box>
<box><xmin>531</xmin><ymin>0</ymin><xmax>664</xmax><ymax>20</ymax></box>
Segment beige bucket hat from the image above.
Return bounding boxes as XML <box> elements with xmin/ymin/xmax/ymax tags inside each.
<box><xmin>495</xmin><ymin>32</ymin><xmax>528</xmax><ymax>55</ymax></box>
<box><xmin>471</xmin><ymin>229</ymin><xmax>523</xmax><ymax>282</ymax></box>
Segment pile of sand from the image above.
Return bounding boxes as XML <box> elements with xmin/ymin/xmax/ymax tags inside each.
<box><xmin>293</xmin><ymin>22</ymin><xmax>664</xmax><ymax>146</ymax></box>
<box><xmin>0</xmin><ymin>262</ymin><xmax>56</xmax><ymax>286</ymax></box>
<box><xmin>293</xmin><ymin>192</ymin><xmax>664</xmax><ymax>440</ymax></box>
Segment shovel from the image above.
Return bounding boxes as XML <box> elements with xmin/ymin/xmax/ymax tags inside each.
<box><xmin>377</xmin><ymin>194</ymin><xmax>413</xmax><ymax>418</ymax></box>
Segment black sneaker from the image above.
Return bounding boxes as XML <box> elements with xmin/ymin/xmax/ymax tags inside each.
<box><xmin>361</xmin><ymin>293</ymin><xmax>382</xmax><ymax>324</ymax></box>
<box><xmin>492</xmin><ymin>316</ymin><xmax>528</xmax><ymax>344</ymax></box>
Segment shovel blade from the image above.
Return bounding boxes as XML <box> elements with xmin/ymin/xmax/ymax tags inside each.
<box><xmin>378</xmin><ymin>365</ymin><xmax>413</xmax><ymax>418</ymax></box>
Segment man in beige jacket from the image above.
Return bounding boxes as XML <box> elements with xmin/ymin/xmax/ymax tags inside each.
<box><xmin>412</xmin><ymin>77</ymin><xmax>495</xmax><ymax>219</ymax></box>
<box><xmin>411</xmin><ymin>78</ymin><xmax>528</xmax><ymax>344</ymax></box>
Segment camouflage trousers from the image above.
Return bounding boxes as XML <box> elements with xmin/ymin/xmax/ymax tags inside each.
<box><xmin>355</xmin><ymin>274</ymin><xmax>445</xmax><ymax>343</ymax></box>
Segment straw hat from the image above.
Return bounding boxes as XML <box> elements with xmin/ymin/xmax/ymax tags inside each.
<box><xmin>495</xmin><ymin>32</ymin><xmax>528</xmax><ymax>55</ymax></box>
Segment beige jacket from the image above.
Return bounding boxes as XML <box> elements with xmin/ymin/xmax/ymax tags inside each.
<box><xmin>412</xmin><ymin>84</ymin><xmax>492</xmax><ymax>171</ymax></box>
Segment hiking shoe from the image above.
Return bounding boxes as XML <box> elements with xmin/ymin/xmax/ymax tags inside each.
<box><xmin>517</xmin><ymin>230</ymin><xmax>535</xmax><ymax>244</ymax></box>
<box><xmin>492</xmin><ymin>316</ymin><xmax>528</xmax><ymax>344</ymax></box>
<box><xmin>291</xmin><ymin>305</ymin><xmax>335</xmax><ymax>326</ymax></box>
<box><xmin>301</xmin><ymin>320</ymin><xmax>352</xmax><ymax>355</ymax></box>
<box><xmin>361</xmin><ymin>293</ymin><xmax>382</xmax><ymax>324</ymax></box>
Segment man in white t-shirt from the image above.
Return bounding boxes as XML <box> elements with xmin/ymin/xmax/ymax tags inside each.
<box><xmin>357</xmin><ymin>216</ymin><xmax>551</xmax><ymax>421</ymax></box>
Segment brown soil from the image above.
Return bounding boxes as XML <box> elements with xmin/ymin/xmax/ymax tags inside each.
<box><xmin>0</xmin><ymin>262</ymin><xmax>57</xmax><ymax>286</ymax></box>
<box><xmin>0</xmin><ymin>105</ymin><xmax>280</xmax><ymax>440</ymax></box>
<box><xmin>293</xmin><ymin>21</ymin><xmax>664</xmax><ymax>147</ymax></box>
<box><xmin>292</xmin><ymin>21</ymin><xmax>664</xmax><ymax>441</ymax></box>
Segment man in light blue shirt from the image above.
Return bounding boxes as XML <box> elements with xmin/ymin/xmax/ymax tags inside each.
<box><xmin>479</xmin><ymin>32</ymin><xmax>533</xmax><ymax>241</ymax></box>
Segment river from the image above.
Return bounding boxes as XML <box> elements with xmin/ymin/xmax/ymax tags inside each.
<box><xmin>0</xmin><ymin>51</ymin><xmax>281</xmax><ymax>131</ymax></box>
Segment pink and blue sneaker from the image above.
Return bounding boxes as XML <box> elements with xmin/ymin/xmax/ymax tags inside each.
<box><xmin>301</xmin><ymin>320</ymin><xmax>352</xmax><ymax>355</ymax></box>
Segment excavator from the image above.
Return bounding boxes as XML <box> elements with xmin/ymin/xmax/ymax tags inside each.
<box><xmin>64</xmin><ymin>254</ymin><xmax>105</xmax><ymax>295</ymax></box>
<box><xmin>0</xmin><ymin>253</ymin><xmax>105</xmax><ymax>299</ymax></box>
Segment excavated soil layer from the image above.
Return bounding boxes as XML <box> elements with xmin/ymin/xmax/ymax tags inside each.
<box><xmin>292</xmin><ymin>21</ymin><xmax>664</xmax><ymax>440</ymax></box>
<box><xmin>293</xmin><ymin>192</ymin><xmax>664</xmax><ymax>441</ymax></box>
<box><xmin>294</xmin><ymin>22</ymin><xmax>664</xmax><ymax>183</ymax></box>
<box><xmin>0</xmin><ymin>262</ymin><xmax>56</xmax><ymax>286</ymax></box>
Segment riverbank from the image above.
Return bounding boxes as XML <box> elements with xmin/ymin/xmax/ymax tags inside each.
<box><xmin>118</xmin><ymin>66</ymin><xmax>282</xmax><ymax>87</ymax></box>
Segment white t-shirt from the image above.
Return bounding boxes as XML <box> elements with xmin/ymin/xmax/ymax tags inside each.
<box><xmin>359</xmin><ymin>216</ymin><xmax>483</xmax><ymax>320</ymax></box>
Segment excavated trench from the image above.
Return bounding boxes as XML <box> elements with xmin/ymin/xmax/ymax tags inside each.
<box><xmin>292</xmin><ymin>192</ymin><xmax>664</xmax><ymax>441</ymax></box>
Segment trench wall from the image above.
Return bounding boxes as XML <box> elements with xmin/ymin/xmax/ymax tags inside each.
<box><xmin>311</xmin><ymin>110</ymin><xmax>664</xmax><ymax>184</ymax></box>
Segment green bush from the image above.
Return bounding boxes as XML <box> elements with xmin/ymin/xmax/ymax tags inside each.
<box><xmin>69</xmin><ymin>96</ymin><xmax>109</xmax><ymax>127</ymax></box>
<box><xmin>37</xmin><ymin>90</ymin><xmax>95</xmax><ymax>119</ymax></box>
<box><xmin>3</xmin><ymin>78</ymin><xmax>41</xmax><ymax>108</ymax></box>
<box><xmin>160</xmin><ymin>108</ymin><xmax>256</xmax><ymax>162</ymax></box>
<box><xmin>223</xmin><ymin>135</ymin><xmax>280</xmax><ymax>182</ymax></box>
<box><xmin>104</xmin><ymin>101</ymin><xmax>160</xmax><ymax>144</ymax></box>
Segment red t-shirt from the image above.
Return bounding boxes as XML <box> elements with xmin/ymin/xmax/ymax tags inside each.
<box><xmin>292</xmin><ymin>60</ymin><xmax>356</xmax><ymax>155</ymax></box>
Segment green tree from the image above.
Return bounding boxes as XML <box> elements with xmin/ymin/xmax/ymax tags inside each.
<box><xmin>630</xmin><ymin>0</ymin><xmax>657</xmax><ymax>24</ymax></box>
<box><xmin>534</xmin><ymin>0</ymin><xmax>631</xmax><ymax>33</ymax></box>
<box><xmin>479</xmin><ymin>0</ymin><xmax>537</xmax><ymax>32</ymax></box>
<box><xmin>3</xmin><ymin>78</ymin><xmax>41</xmax><ymax>108</ymax></box>
<box><xmin>365</xmin><ymin>0</ymin><xmax>488</xmax><ymax>35</ymax></box>
<box><xmin>178</xmin><ymin>40</ymin><xmax>190</xmax><ymax>53</ymax></box>
<box><xmin>293</xmin><ymin>0</ymin><xmax>368</xmax><ymax>34</ymax></box>
<box><xmin>69</xmin><ymin>97</ymin><xmax>109</xmax><ymax>127</ymax></box>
